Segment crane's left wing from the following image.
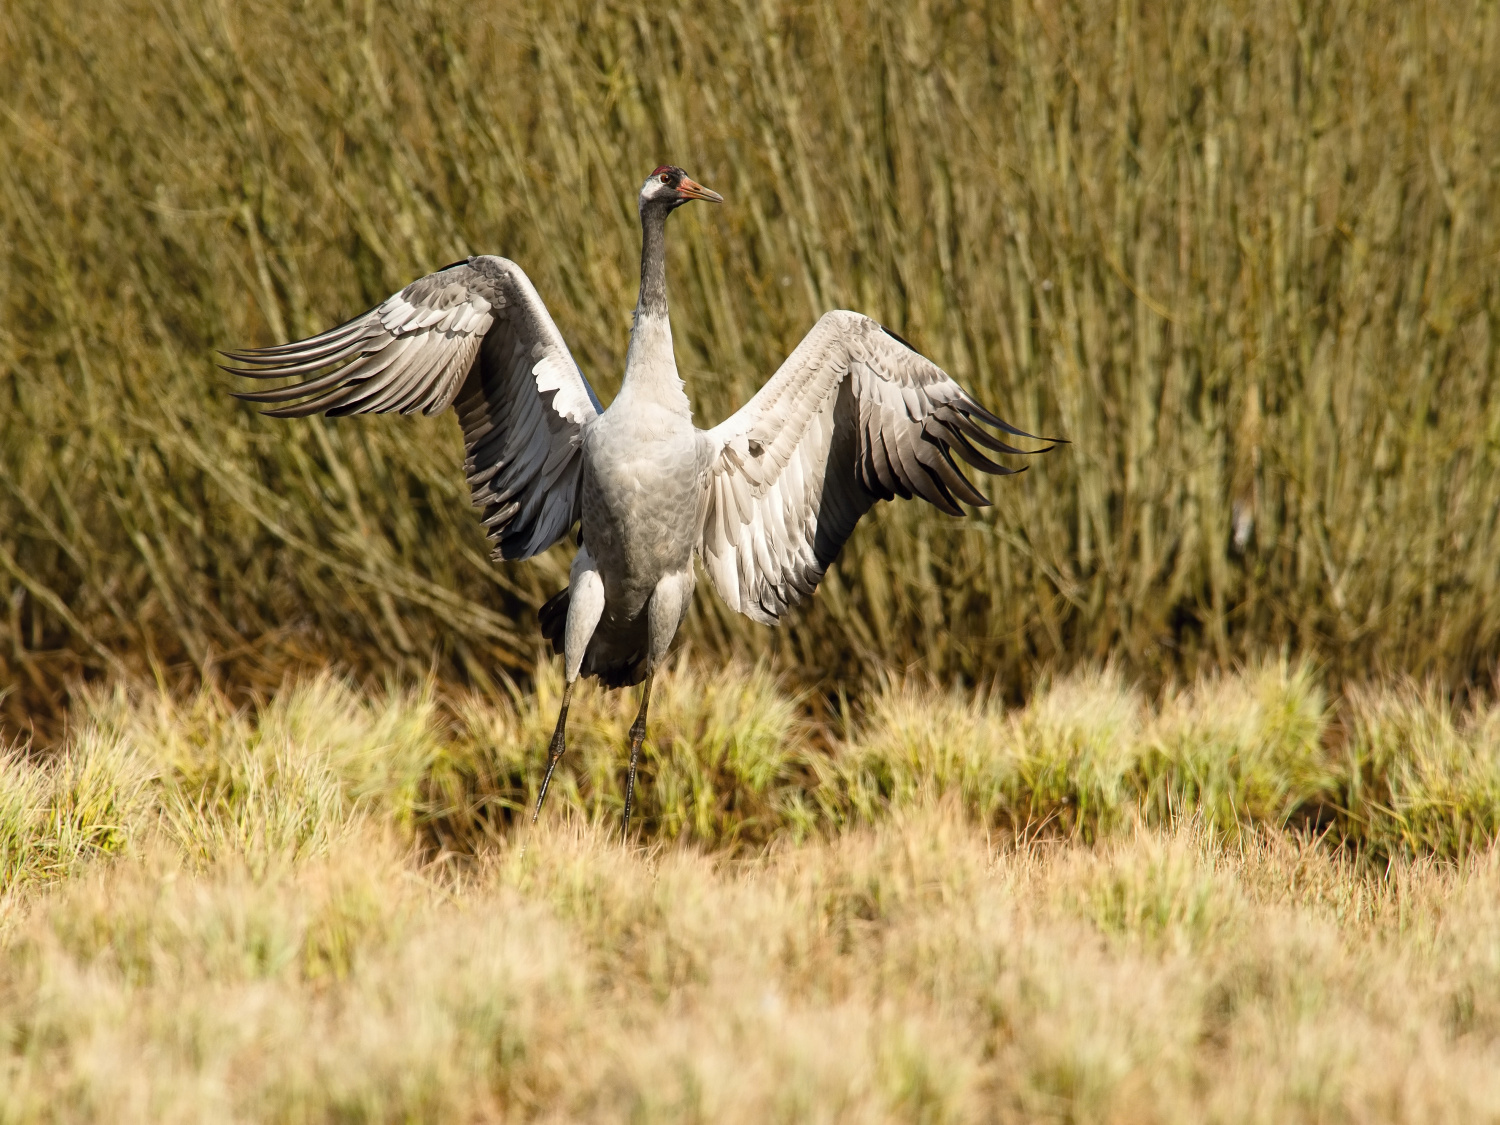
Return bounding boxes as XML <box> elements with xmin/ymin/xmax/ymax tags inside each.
<box><xmin>698</xmin><ymin>310</ymin><xmax>1056</xmax><ymax>624</ymax></box>
<box><xmin>226</xmin><ymin>256</ymin><xmax>603</xmax><ymax>560</ymax></box>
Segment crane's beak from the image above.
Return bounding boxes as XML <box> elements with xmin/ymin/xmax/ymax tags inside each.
<box><xmin>677</xmin><ymin>177</ymin><xmax>723</xmax><ymax>204</ymax></box>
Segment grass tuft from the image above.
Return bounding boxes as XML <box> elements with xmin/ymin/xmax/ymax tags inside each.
<box><xmin>1144</xmin><ymin>657</ymin><xmax>1335</xmax><ymax>833</ymax></box>
<box><xmin>1344</xmin><ymin>684</ymin><xmax>1500</xmax><ymax>859</ymax></box>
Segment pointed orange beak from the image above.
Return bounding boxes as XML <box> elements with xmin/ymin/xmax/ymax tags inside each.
<box><xmin>677</xmin><ymin>176</ymin><xmax>723</xmax><ymax>204</ymax></box>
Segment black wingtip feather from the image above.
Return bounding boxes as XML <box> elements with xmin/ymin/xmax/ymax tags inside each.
<box><xmin>934</xmin><ymin>429</ymin><xmax>1011</xmax><ymax>476</ymax></box>
<box><xmin>228</xmin><ymin>390</ymin><xmax>325</xmax><ymax>413</ymax></box>
<box><xmin>879</xmin><ymin>322</ymin><xmax>918</xmax><ymax>352</ymax></box>
<box><xmin>256</xmin><ymin>400</ymin><xmax>328</xmax><ymax>419</ymax></box>
<box><xmin>872</xmin><ymin>323</ymin><xmax>1068</xmax><ymax>446</ymax></box>
<box><xmin>955</xmin><ymin>397</ymin><xmax>1069</xmax><ymax>446</ymax></box>
<box><xmin>221</xmin><ymin>356</ymin><xmax>297</xmax><ymax>378</ymax></box>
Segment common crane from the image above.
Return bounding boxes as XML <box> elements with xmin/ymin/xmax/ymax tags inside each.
<box><xmin>228</xmin><ymin>166</ymin><xmax>1056</xmax><ymax>839</ymax></box>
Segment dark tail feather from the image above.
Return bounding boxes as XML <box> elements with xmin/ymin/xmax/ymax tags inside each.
<box><xmin>539</xmin><ymin>587</ymin><xmax>569</xmax><ymax>657</ymax></box>
<box><xmin>594</xmin><ymin>657</ymin><xmax>648</xmax><ymax>689</ymax></box>
<box><xmin>537</xmin><ymin>585</ymin><xmax>649</xmax><ymax>688</ymax></box>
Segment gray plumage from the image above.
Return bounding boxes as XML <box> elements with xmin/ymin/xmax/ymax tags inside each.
<box><xmin>227</xmin><ymin>164</ymin><xmax>1057</xmax><ymax>838</ymax></box>
<box><xmin>229</xmin><ymin>254</ymin><xmax>601</xmax><ymax>561</ymax></box>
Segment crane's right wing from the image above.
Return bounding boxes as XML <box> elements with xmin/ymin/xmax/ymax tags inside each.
<box><xmin>226</xmin><ymin>256</ymin><xmax>603</xmax><ymax>560</ymax></box>
<box><xmin>698</xmin><ymin>310</ymin><xmax>1057</xmax><ymax>624</ymax></box>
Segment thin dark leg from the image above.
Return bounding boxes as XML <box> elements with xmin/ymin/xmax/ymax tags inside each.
<box><xmin>530</xmin><ymin>679</ymin><xmax>575</xmax><ymax>828</ymax></box>
<box><xmin>621</xmin><ymin>671</ymin><xmax>656</xmax><ymax>844</ymax></box>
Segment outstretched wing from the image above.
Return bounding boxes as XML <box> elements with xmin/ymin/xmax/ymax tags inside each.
<box><xmin>227</xmin><ymin>256</ymin><xmax>603</xmax><ymax>560</ymax></box>
<box><xmin>698</xmin><ymin>310</ymin><xmax>1057</xmax><ymax>624</ymax></box>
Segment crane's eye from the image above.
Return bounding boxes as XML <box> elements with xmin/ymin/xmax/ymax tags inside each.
<box><xmin>659</xmin><ymin>173</ymin><xmax>671</xmax><ymax>184</ymax></box>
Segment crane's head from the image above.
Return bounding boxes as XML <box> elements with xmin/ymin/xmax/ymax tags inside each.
<box><xmin>639</xmin><ymin>166</ymin><xmax>723</xmax><ymax>213</ymax></box>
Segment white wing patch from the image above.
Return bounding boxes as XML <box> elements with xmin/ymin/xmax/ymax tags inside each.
<box><xmin>533</xmin><ymin>349</ymin><xmax>595</xmax><ymax>425</ymax></box>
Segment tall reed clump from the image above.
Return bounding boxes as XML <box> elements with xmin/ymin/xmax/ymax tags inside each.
<box><xmin>2</xmin><ymin>1</ymin><xmax>1499</xmax><ymax>724</ymax></box>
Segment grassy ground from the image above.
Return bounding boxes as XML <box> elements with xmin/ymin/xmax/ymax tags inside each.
<box><xmin>3</xmin><ymin>0</ymin><xmax>1500</xmax><ymax>726</ymax></box>
<box><xmin>2</xmin><ymin>662</ymin><xmax>1499</xmax><ymax>1121</ymax></box>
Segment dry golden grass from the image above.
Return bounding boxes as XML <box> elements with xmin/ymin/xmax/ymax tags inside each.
<box><xmin>2</xmin><ymin>0</ymin><xmax>1499</xmax><ymax>725</ymax></box>
<box><xmin>1</xmin><ymin>663</ymin><xmax>1499</xmax><ymax>1121</ymax></box>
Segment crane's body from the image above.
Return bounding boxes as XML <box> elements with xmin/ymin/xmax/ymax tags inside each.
<box><xmin>563</xmin><ymin>402</ymin><xmax>706</xmax><ymax>693</ymax></box>
<box><xmin>228</xmin><ymin>166</ymin><xmax>1058</xmax><ymax>838</ymax></box>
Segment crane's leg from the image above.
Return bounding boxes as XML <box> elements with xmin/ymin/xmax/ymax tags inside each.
<box><xmin>620</xmin><ymin>671</ymin><xmax>655</xmax><ymax>841</ymax></box>
<box><xmin>529</xmin><ymin>552</ymin><xmax>604</xmax><ymax>829</ymax></box>
<box><xmin>620</xmin><ymin>570</ymin><xmax>694</xmax><ymax>843</ymax></box>
<box><xmin>531</xmin><ymin>680</ymin><xmax>575</xmax><ymax>827</ymax></box>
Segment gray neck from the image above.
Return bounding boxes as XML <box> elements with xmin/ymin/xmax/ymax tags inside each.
<box><xmin>619</xmin><ymin>200</ymin><xmax>690</xmax><ymax>416</ymax></box>
<box><xmin>636</xmin><ymin>201</ymin><xmax>670</xmax><ymax>317</ymax></box>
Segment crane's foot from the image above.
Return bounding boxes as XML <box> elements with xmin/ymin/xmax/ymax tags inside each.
<box><xmin>529</xmin><ymin>679</ymin><xmax>575</xmax><ymax>833</ymax></box>
<box><xmin>620</xmin><ymin>671</ymin><xmax>655</xmax><ymax>844</ymax></box>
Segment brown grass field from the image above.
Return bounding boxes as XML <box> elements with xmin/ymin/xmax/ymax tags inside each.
<box><xmin>2</xmin><ymin>660</ymin><xmax>1500</xmax><ymax>1121</ymax></box>
<box><xmin>3</xmin><ymin>0</ymin><xmax>1500</xmax><ymax>1119</ymax></box>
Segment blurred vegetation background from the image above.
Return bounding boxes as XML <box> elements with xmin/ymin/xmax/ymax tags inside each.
<box><xmin>1</xmin><ymin>0</ymin><xmax>1498</xmax><ymax>730</ymax></box>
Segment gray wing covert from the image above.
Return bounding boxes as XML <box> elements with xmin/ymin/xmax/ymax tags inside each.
<box><xmin>699</xmin><ymin>310</ymin><xmax>1055</xmax><ymax>624</ymax></box>
<box><xmin>228</xmin><ymin>256</ymin><xmax>602</xmax><ymax>560</ymax></box>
